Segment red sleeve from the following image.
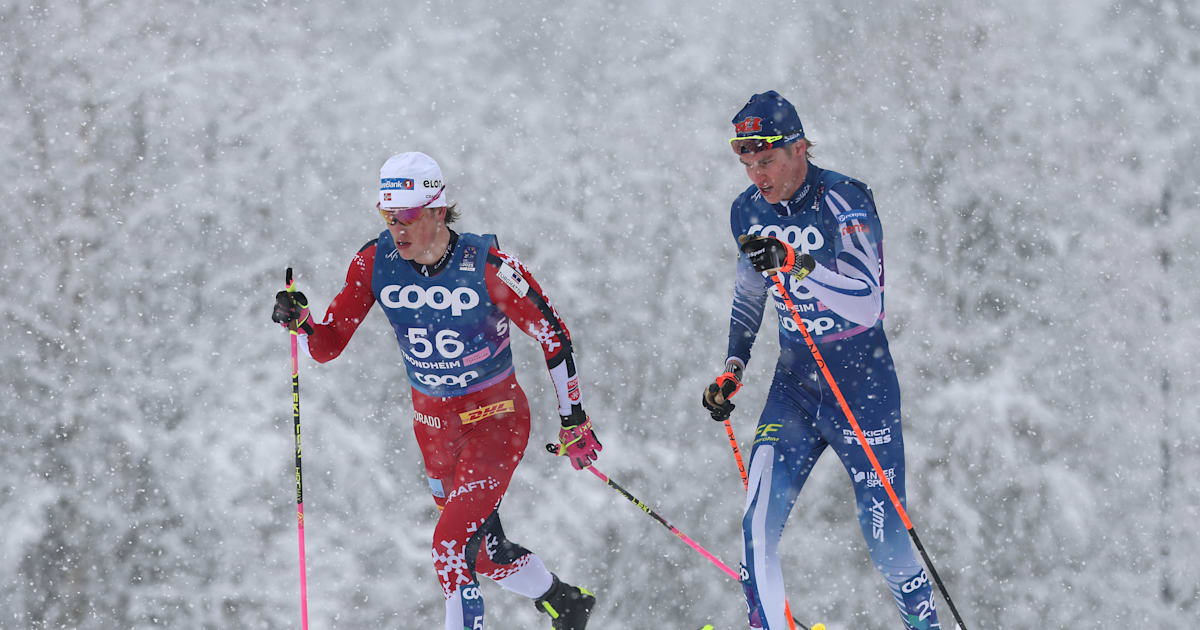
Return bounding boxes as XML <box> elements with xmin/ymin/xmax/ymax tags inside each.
<box><xmin>485</xmin><ymin>247</ymin><xmax>583</xmax><ymax>415</ymax></box>
<box><xmin>305</xmin><ymin>240</ymin><xmax>377</xmax><ymax>363</ymax></box>
<box><xmin>485</xmin><ymin>247</ymin><xmax>572</xmax><ymax>362</ymax></box>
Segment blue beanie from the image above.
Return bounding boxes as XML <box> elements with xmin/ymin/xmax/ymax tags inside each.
<box><xmin>731</xmin><ymin>91</ymin><xmax>804</xmax><ymax>143</ymax></box>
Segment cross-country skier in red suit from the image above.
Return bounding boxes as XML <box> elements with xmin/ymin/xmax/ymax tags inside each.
<box><xmin>271</xmin><ymin>152</ymin><xmax>602</xmax><ymax>630</ymax></box>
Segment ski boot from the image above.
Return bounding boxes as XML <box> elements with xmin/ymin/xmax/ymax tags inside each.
<box><xmin>534</xmin><ymin>574</ymin><xmax>595</xmax><ymax>630</ymax></box>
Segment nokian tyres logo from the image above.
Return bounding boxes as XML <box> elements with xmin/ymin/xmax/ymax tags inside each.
<box><xmin>380</xmin><ymin>285</ymin><xmax>480</xmax><ymax>316</ymax></box>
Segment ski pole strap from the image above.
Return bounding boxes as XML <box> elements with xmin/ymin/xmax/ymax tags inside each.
<box><xmin>286</xmin><ymin>267</ymin><xmax>300</xmax><ymax>340</ymax></box>
<box><xmin>715</xmin><ymin>371</ymin><xmax>742</xmax><ymax>399</ymax></box>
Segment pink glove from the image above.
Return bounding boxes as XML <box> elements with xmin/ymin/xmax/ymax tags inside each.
<box><xmin>558</xmin><ymin>414</ymin><xmax>602</xmax><ymax>470</ymax></box>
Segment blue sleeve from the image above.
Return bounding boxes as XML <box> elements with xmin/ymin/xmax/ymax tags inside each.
<box><xmin>727</xmin><ymin>256</ymin><xmax>768</xmax><ymax>367</ymax></box>
<box><xmin>726</xmin><ymin>197</ymin><xmax>768</xmax><ymax>367</ymax></box>
<box><xmin>802</xmin><ymin>181</ymin><xmax>884</xmax><ymax>326</ymax></box>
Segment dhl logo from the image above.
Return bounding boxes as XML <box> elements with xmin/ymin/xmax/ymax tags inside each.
<box><xmin>459</xmin><ymin>400</ymin><xmax>515</xmax><ymax>424</ymax></box>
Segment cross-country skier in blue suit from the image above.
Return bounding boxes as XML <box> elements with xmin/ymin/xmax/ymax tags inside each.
<box><xmin>701</xmin><ymin>91</ymin><xmax>941</xmax><ymax>630</ymax></box>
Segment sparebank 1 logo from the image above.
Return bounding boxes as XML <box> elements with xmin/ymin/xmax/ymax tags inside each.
<box><xmin>747</xmin><ymin>223</ymin><xmax>824</xmax><ymax>298</ymax></box>
<box><xmin>380</xmin><ymin>284</ymin><xmax>480</xmax><ymax>316</ymax></box>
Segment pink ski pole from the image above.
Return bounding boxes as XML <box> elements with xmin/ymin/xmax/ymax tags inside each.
<box><xmin>285</xmin><ymin>268</ymin><xmax>310</xmax><ymax>630</ymax></box>
<box><xmin>544</xmin><ymin>444</ymin><xmax>737</xmax><ymax>580</ymax></box>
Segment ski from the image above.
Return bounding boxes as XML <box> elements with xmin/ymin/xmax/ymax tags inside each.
<box><xmin>693</xmin><ymin>623</ymin><xmax>825</xmax><ymax>629</ymax></box>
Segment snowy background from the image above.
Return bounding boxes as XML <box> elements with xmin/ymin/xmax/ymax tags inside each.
<box><xmin>3</xmin><ymin>1</ymin><xmax>1198</xmax><ymax>628</ymax></box>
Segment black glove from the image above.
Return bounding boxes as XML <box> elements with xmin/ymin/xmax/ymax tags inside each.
<box><xmin>271</xmin><ymin>290</ymin><xmax>313</xmax><ymax>334</ymax></box>
<box><xmin>702</xmin><ymin>368</ymin><xmax>743</xmax><ymax>422</ymax></box>
<box><xmin>737</xmin><ymin>234</ymin><xmax>815</xmax><ymax>280</ymax></box>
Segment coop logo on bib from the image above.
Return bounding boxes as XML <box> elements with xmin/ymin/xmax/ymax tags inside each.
<box><xmin>380</xmin><ymin>284</ymin><xmax>480</xmax><ymax>316</ymax></box>
<box><xmin>747</xmin><ymin>223</ymin><xmax>824</xmax><ymax>254</ymax></box>
<box><xmin>413</xmin><ymin>370</ymin><xmax>479</xmax><ymax>388</ymax></box>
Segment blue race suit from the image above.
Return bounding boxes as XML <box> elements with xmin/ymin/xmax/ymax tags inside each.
<box><xmin>727</xmin><ymin>163</ymin><xmax>940</xmax><ymax>630</ymax></box>
<box><xmin>373</xmin><ymin>231</ymin><xmax>515</xmax><ymax>397</ymax></box>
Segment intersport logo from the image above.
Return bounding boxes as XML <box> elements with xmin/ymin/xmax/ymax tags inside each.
<box><xmin>380</xmin><ymin>284</ymin><xmax>480</xmax><ymax>316</ymax></box>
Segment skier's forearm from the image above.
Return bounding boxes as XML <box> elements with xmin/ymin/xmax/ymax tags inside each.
<box><xmin>485</xmin><ymin>248</ymin><xmax>580</xmax><ymax>413</ymax></box>
<box><xmin>801</xmin><ymin>261</ymin><xmax>882</xmax><ymax>327</ymax></box>
<box><xmin>727</xmin><ymin>258</ymin><xmax>767</xmax><ymax>364</ymax></box>
<box><xmin>306</xmin><ymin>244</ymin><xmax>378</xmax><ymax>362</ymax></box>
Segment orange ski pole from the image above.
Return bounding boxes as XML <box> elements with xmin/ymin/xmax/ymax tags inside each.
<box><xmin>768</xmin><ymin>272</ymin><xmax>968</xmax><ymax>629</ymax></box>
